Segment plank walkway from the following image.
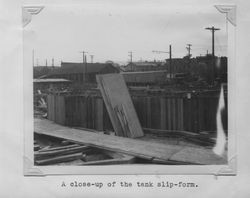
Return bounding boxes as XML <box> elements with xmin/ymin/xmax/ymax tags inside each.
<box><xmin>34</xmin><ymin>118</ymin><xmax>226</xmax><ymax>165</ymax></box>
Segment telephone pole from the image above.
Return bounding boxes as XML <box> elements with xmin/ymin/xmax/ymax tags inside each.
<box><xmin>152</xmin><ymin>44</ymin><xmax>172</xmax><ymax>77</ymax></box>
<box><xmin>80</xmin><ymin>51</ymin><xmax>88</xmax><ymax>63</ymax></box>
<box><xmin>52</xmin><ymin>58</ymin><xmax>54</xmax><ymax>67</ymax></box>
<box><xmin>80</xmin><ymin>50</ymin><xmax>88</xmax><ymax>83</ymax></box>
<box><xmin>169</xmin><ymin>45</ymin><xmax>172</xmax><ymax>77</ymax></box>
<box><xmin>128</xmin><ymin>51</ymin><xmax>133</xmax><ymax>63</ymax></box>
<box><xmin>186</xmin><ymin>44</ymin><xmax>192</xmax><ymax>57</ymax></box>
<box><xmin>205</xmin><ymin>26</ymin><xmax>220</xmax><ymax>84</ymax></box>
<box><xmin>205</xmin><ymin>26</ymin><xmax>220</xmax><ymax>57</ymax></box>
<box><xmin>90</xmin><ymin>55</ymin><xmax>94</xmax><ymax>63</ymax></box>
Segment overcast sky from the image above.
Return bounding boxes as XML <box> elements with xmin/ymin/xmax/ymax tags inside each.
<box><xmin>24</xmin><ymin>2</ymin><xmax>227</xmax><ymax>66</ymax></box>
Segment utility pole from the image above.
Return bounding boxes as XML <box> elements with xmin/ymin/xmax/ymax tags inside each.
<box><xmin>169</xmin><ymin>45</ymin><xmax>172</xmax><ymax>78</ymax></box>
<box><xmin>80</xmin><ymin>51</ymin><xmax>88</xmax><ymax>63</ymax></box>
<box><xmin>186</xmin><ymin>44</ymin><xmax>192</xmax><ymax>73</ymax></box>
<box><xmin>186</xmin><ymin>44</ymin><xmax>192</xmax><ymax>57</ymax></box>
<box><xmin>152</xmin><ymin>44</ymin><xmax>172</xmax><ymax>77</ymax></box>
<box><xmin>80</xmin><ymin>51</ymin><xmax>88</xmax><ymax>83</ymax></box>
<box><xmin>128</xmin><ymin>51</ymin><xmax>133</xmax><ymax>63</ymax></box>
<box><xmin>52</xmin><ymin>58</ymin><xmax>54</xmax><ymax>68</ymax></box>
<box><xmin>90</xmin><ymin>55</ymin><xmax>94</xmax><ymax>63</ymax></box>
<box><xmin>85</xmin><ymin>55</ymin><xmax>87</xmax><ymax>63</ymax></box>
<box><xmin>205</xmin><ymin>26</ymin><xmax>220</xmax><ymax>57</ymax></box>
<box><xmin>85</xmin><ymin>55</ymin><xmax>88</xmax><ymax>83</ymax></box>
<box><xmin>205</xmin><ymin>26</ymin><xmax>220</xmax><ymax>84</ymax></box>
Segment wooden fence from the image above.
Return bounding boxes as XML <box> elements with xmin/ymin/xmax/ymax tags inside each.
<box><xmin>47</xmin><ymin>92</ymin><xmax>227</xmax><ymax>133</ymax></box>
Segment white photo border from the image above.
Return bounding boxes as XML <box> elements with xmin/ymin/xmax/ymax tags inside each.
<box><xmin>23</xmin><ymin>3</ymin><xmax>237</xmax><ymax>176</ymax></box>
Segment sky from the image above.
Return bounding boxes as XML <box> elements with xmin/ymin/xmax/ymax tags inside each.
<box><xmin>23</xmin><ymin>1</ymin><xmax>228</xmax><ymax>66</ymax></box>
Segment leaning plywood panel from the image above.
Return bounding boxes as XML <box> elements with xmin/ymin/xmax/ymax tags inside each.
<box><xmin>96</xmin><ymin>74</ymin><xmax>144</xmax><ymax>138</ymax></box>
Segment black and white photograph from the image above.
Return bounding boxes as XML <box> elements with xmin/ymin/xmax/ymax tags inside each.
<box><xmin>4</xmin><ymin>0</ymin><xmax>250</xmax><ymax>197</ymax></box>
<box><xmin>22</xmin><ymin>2</ymin><xmax>235</xmax><ymax>173</ymax></box>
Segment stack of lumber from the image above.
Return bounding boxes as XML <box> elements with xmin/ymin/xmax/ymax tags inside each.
<box><xmin>34</xmin><ymin>144</ymin><xmax>90</xmax><ymax>165</ymax></box>
<box><xmin>33</xmin><ymin>140</ymin><xmax>40</xmax><ymax>151</ymax></box>
<box><xmin>96</xmin><ymin>74</ymin><xmax>144</xmax><ymax>138</ymax></box>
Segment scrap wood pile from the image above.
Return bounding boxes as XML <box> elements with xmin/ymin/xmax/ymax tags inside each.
<box><xmin>34</xmin><ymin>138</ymin><xmax>135</xmax><ymax>166</ymax></box>
<box><xmin>34</xmin><ymin>141</ymin><xmax>91</xmax><ymax>165</ymax></box>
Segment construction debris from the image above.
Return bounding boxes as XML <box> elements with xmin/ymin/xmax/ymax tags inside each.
<box><xmin>34</xmin><ymin>134</ymin><xmax>135</xmax><ymax>166</ymax></box>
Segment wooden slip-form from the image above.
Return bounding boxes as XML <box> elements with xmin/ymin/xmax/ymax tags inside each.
<box><xmin>96</xmin><ymin>74</ymin><xmax>144</xmax><ymax>138</ymax></box>
<box><xmin>34</xmin><ymin>118</ymin><xmax>226</xmax><ymax>165</ymax></box>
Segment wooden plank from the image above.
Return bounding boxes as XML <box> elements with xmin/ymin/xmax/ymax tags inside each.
<box><xmin>167</xmin><ymin>98</ymin><xmax>172</xmax><ymax>130</ymax></box>
<box><xmin>96</xmin><ymin>74</ymin><xmax>144</xmax><ymax>138</ymax></box>
<box><xmin>152</xmin><ymin>97</ymin><xmax>161</xmax><ymax>129</ymax></box>
<box><xmin>47</xmin><ymin>95</ymin><xmax>52</xmax><ymax>121</ymax></box>
<box><xmin>35</xmin><ymin>153</ymin><xmax>84</xmax><ymax>165</ymax></box>
<box><xmin>179</xmin><ymin>98</ymin><xmax>184</xmax><ymax>130</ymax></box>
<box><xmin>34</xmin><ymin>118</ymin><xmax>226</xmax><ymax>165</ymax></box>
<box><xmin>49</xmin><ymin>95</ymin><xmax>55</xmax><ymax>122</ymax></box>
<box><xmin>172</xmin><ymin>98</ymin><xmax>176</xmax><ymax>130</ymax></box>
<box><xmin>146</xmin><ymin>97</ymin><xmax>151</xmax><ymax>128</ymax></box>
<box><xmin>160</xmin><ymin>98</ymin><xmax>166</xmax><ymax>129</ymax></box>
<box><xmin>96</xmin><ymin>98</ymin><xmax>103</xmax><ymax>131</ymax></box>
<box><xmin>39</xmin><ymin>144</ymin><xmax>80</xmax><ymax>152</ymax></box>
<box><xmin>56</xmin><ymin>96</ymin><xmax>65</xmax><ymax>125</ymax></box>
<box><xmin>35</xmin><ymin>145</ymin><xmax>90</xmax><ymax>159</ymax></box>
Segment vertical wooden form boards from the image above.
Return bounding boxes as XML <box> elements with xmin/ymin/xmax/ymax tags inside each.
<box><xmin>48</xmin><ymin>94</ymin><xmax>56</xmax><ymax>122</ymax></box>
<box><xmin>151</xmin><ymin>97</ymin><xmax>161</xmax><ymax>129</ymax></box>
<box><xmin>146</xmin><ymin>97</ymin><xmax>151</xmax><ymax>128</ymax></box>
<box><xmin>47</xmin><ymin>94</ymin><xmax>52</xmax><ymax>121</ymax></box>
<box><xmin>57</xmin><ymin>95</ymin><xmax>65</xmax><ymax>125</ymax></box>
<box><xmin>96</xmin><ymin>98</ymin><xmax>103</xmax><ymax>131</ymax></box>
<box><xmin>96</xmin><ymin>74</ymin><xmax>144</xmax><ymax>138</ymax></box>
<box><xmin>167</xmin><ymin>98</ymin><xmax>172</xmax><ymax>130</ymax></box>
<box><xmin>160</xmin><ymin>98</ymin><xmax>167</xmax><ymax>129</ymax></box>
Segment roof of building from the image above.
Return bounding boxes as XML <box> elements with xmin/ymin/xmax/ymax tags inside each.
<box><xmin>126</xmin><ymin>62</ymin><xmax>161</xmax><ymax>67</ymax></box>
<box><xmin>33</xmin><ymin>78</ymin><xmax>71</xmax><ymax>83</ymax></box>
<box><xmin>121</xmin><ymin>70</ymin><xmax>167</xmax><ymax>75</ymax></box>
<box><xmin>47</xmin><ymin>62</ymin><xmax>119</xmax><ymax>76</ymax></box>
